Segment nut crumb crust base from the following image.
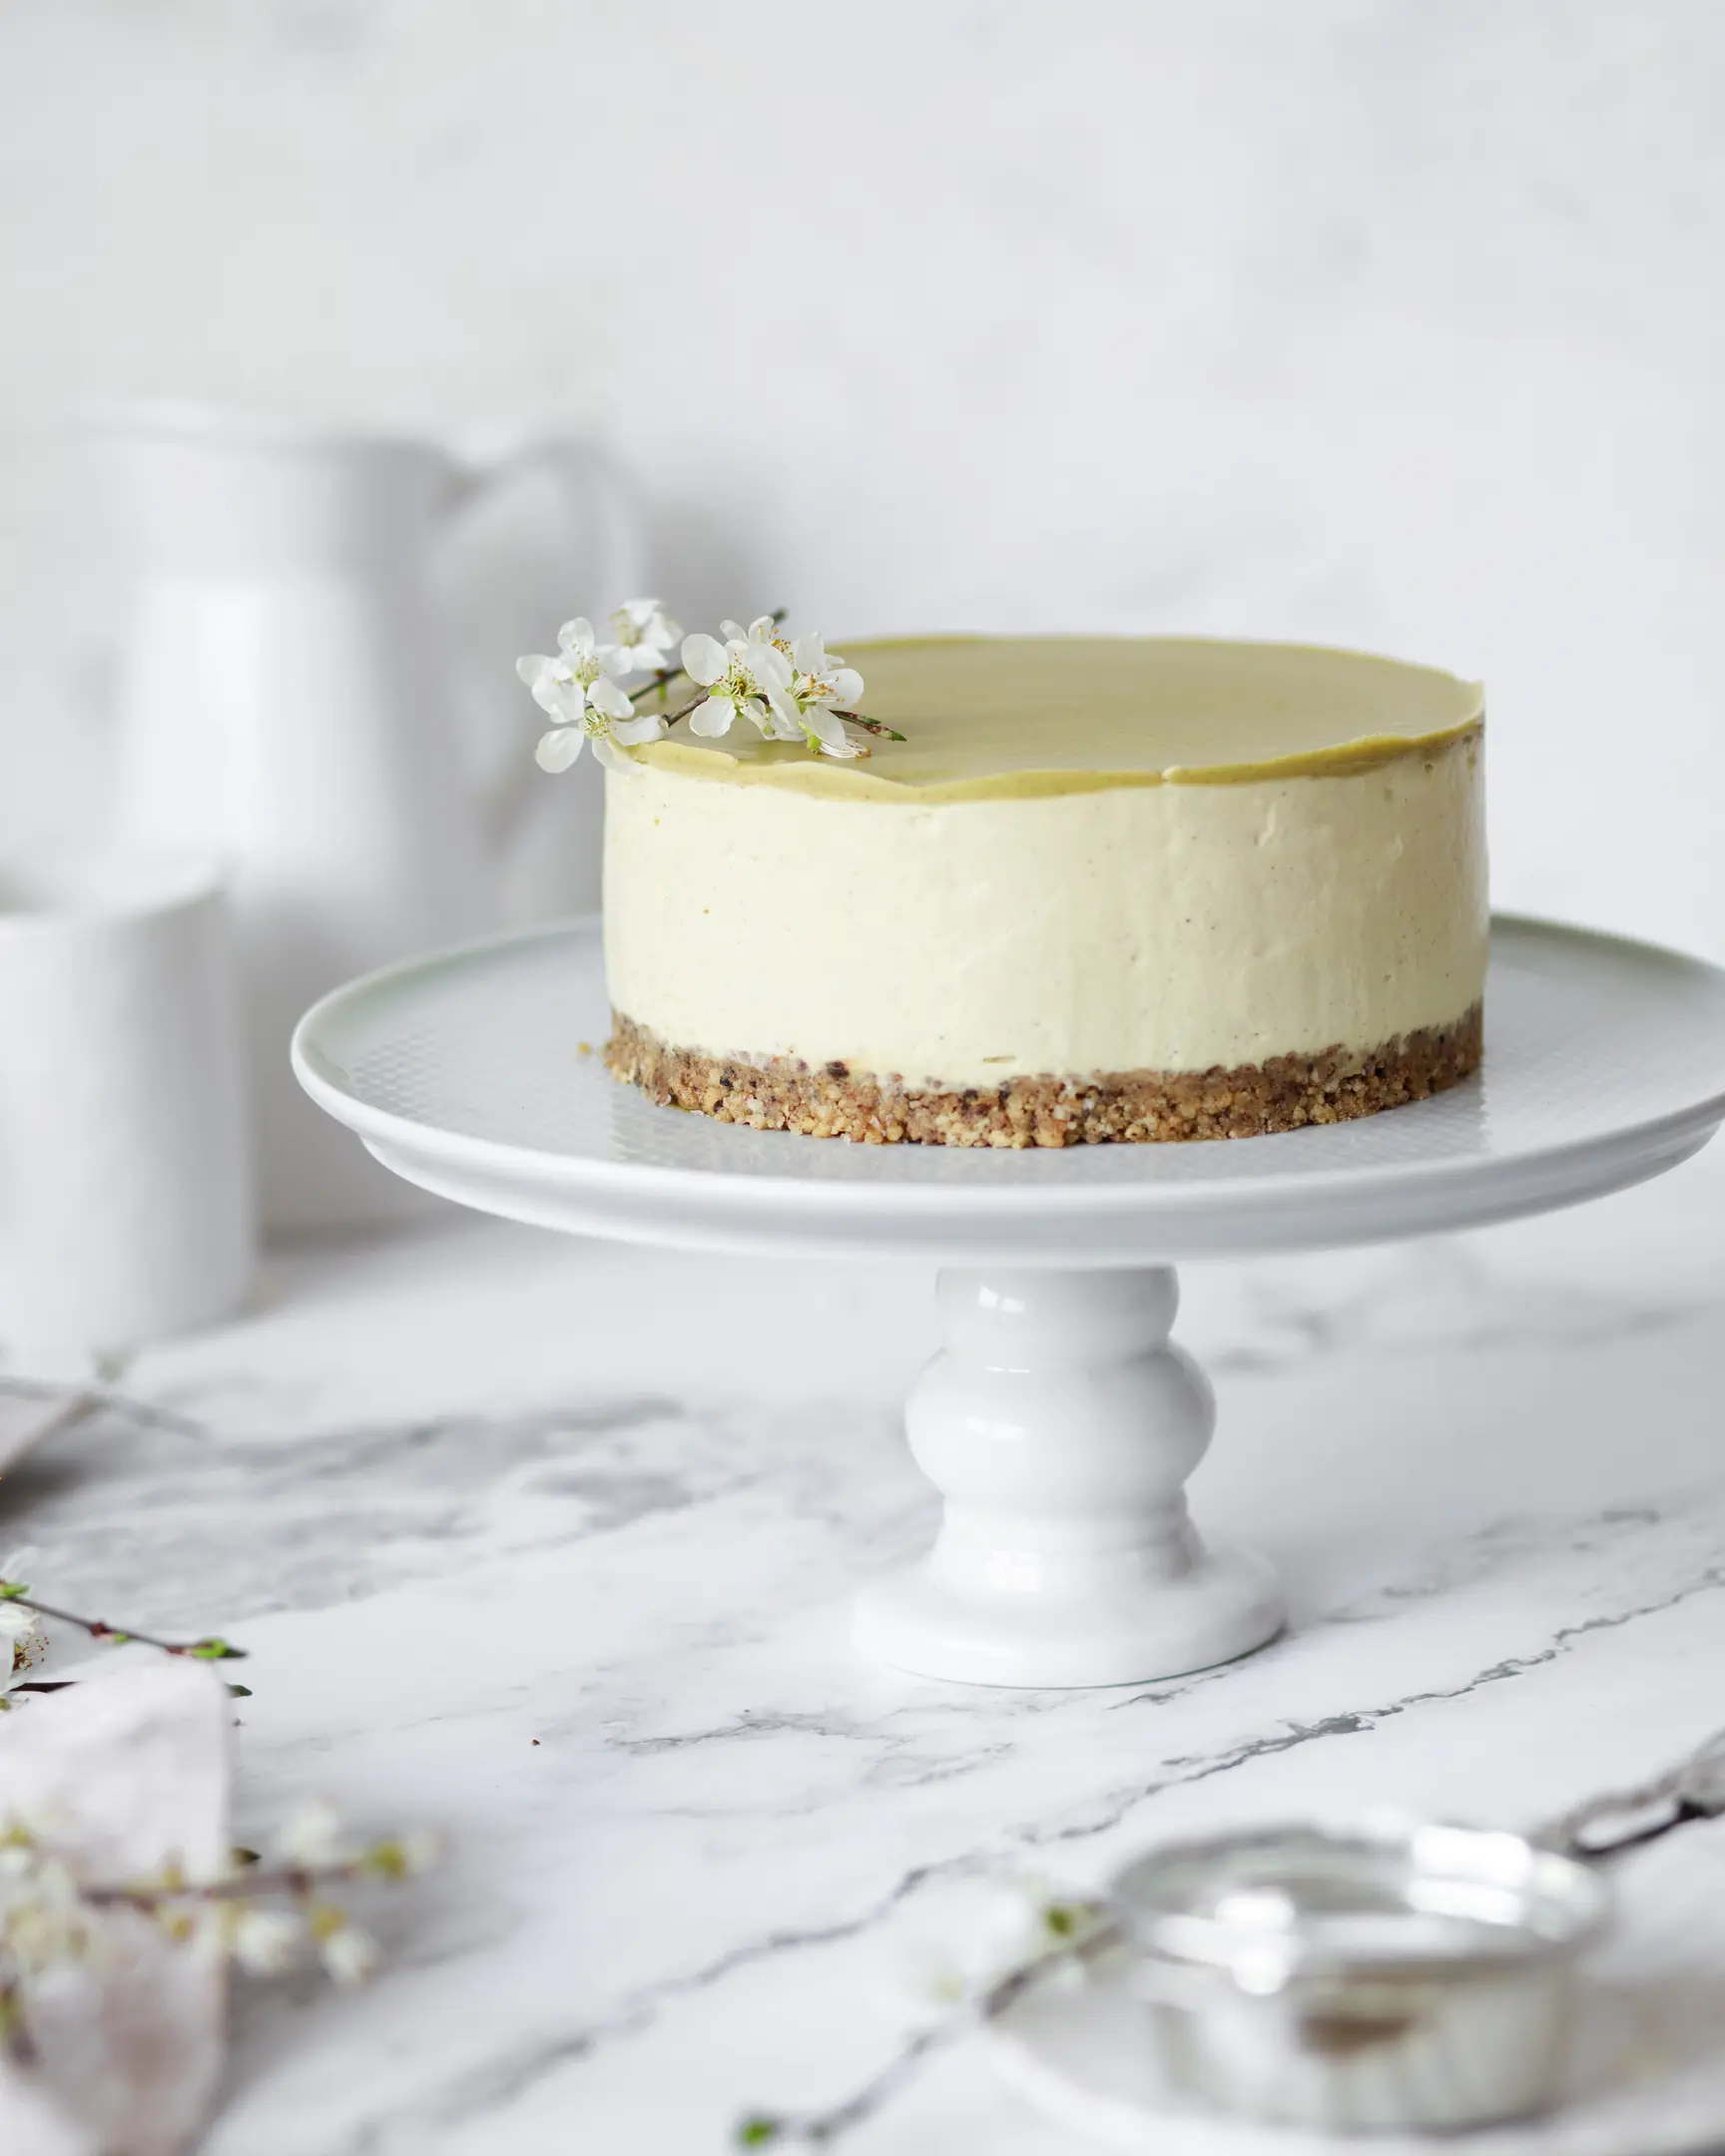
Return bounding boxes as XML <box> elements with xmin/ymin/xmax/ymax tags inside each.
<box><xmin>604</xmin><ymin>1004</ymin><xmax>1483</xmax><ymax>1147</ymax></box>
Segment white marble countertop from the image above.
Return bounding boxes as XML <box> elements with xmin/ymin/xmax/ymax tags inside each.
<box><xmin>6</xmin><ymin>1143</ymin><xmax>1725</xmax><ymax>2155</ymax></box>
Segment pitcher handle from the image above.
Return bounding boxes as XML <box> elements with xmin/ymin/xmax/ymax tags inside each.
<box><xmin>443</xmin><ymin>432</ymin><xmax>648</xmax><ymax>603</ymax></box>
<box><xmin>437</xmin><ymin>433</ymin><xmax>650</xmax><ymax>847</ymax></box>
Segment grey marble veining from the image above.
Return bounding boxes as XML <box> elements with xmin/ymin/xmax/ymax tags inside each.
<box><xmin>2</xmin><ymin>1153</ymin><xmax>1724</xmax><ymax>2152</ymax></box>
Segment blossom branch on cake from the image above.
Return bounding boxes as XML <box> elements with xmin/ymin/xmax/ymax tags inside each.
<box><xmin>518</xmin><ymin>600</ymin><xmax>903</xmax><ymax>772</ymax></box>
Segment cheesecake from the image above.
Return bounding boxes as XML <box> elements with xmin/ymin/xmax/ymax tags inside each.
<box><xmin>602</xmin><ymin>636</ymin><xmax>1486</xmax><ymax>1146</ymax></box>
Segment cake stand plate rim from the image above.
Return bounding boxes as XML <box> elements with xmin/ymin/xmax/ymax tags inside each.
<box><xmin>290</xmin><ymin>912</ymin><xmax>1725</xmax><ymax>1263</ymax></box>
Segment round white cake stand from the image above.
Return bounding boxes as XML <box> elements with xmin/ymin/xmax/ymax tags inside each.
<box><xmin>291</xmin><ymin>916</ymin><xmax>1725</xmax><ymax>1689</ymax></box>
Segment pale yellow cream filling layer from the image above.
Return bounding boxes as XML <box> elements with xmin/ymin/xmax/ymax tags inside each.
<box><xmin>603</xmin><ymin>731</ymin><xmax>1487</xmax><ymax>1086</ymax></box>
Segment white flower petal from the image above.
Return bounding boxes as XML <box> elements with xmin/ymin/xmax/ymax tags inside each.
<box><xmin>747</xmin><ymin>616</ymin><xmax>777</xmax><ymax>641</ymax></box>
<box><xmin>516</xmin><ymin>653</ymin><xmax>556</xmax><ymax>689</ymax></box>
<box><xmin>535</xmin><ymin>727</ymin><xmax>586</xmax><ymax>772</ymax></box>
<box><xmin>235</xmin><ymin>1905</ymin><xmax>303</xmax><ymax>1976</ymax></box>
<box><xmin>620</xmin><ymin>596</ymin><xmax>661</xmax><ymax>627</ymax></box>
<box><xmin>320</xmin><ymin>1923</ymin><xmax>383</xmax><ymax>1986</ymax></box>
<box><xmin>811</xmin><ymin>708</ymin><xmax>862</xmax><ymax>757</ymax></box>
<box><xmin>587</xmin><ymin>675</ymin><xmax>634</xmax><ymax>721</ymax></box>
<box><xmin>0</xmin><ymin>1602</ymin><xmax>43</xmax><ymax>1691</ymax></box>
<box><xmin>682</xmin><ymin>633</ymin><xmax>729</xmax><ymax>688</ymax></box>
<box><xmin>592</xmin><ymin>734</ymin><xmax>635</xmax><ymax>775</ymax></box>
<box><xmin>829</xmin><ymin>667</ymin><xmax>864</xmax><ymax>707</ymax></box>
<box><xmin>394</xmin><ymin>1830</ymin><xmax>442</xmax><ymax>1877</ymax></box>
<box><xmin>555</xmin><ymin>685</ymin><xmax>599</xmax><ymax>729</ymax></box>
<box><xmin>275</xmin><ymin>1799</ymin><xmax>346</xmax><ymax>1868</ymax></box>
<box><xmin>557</xmin><ymin>617</ymin><xmax>596</xmax><ymax>659</ymax></box>
<box><xmin>793</xmin><ymin>632</ymin><xmax>826</xmax><ymax>674</ymax></box>
<box><xmin>612</xmin><ymin>713</ymin><xmax>667</xmax><ymax>746</ymax></box>
<box><xmin>688</xmin><ymin>693</ymin><xmax>737</xmax><ymax>738</ymax></box>
<box><xmin>538</xmin><ymin>678</ymin><xmax>588</xmax><ymax>725</ymax></box>
<box><xmin>719</xmin><ymin>620</ymin><xmax>748</xmax><ymax>646</ymax></box>
<box><xmin>765</xmin><ymin>684</ymin><xmax>801</xmax><ymax>732</ymax></box>
<box><xmin>744</xmin><ymin>641</ymin><xmax>793</xmax><ymax>692</ymax></box>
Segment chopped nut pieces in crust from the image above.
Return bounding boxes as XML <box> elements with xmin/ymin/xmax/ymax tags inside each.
<box><xmin>605</xmin><ymin>1004</ymin><xmax>1483</xmax><ymax>1147</ymax></box>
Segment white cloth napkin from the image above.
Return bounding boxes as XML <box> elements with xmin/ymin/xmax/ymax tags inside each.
<box><xmin>0</xmin><ymin>1658</ymin><xmax>233</xmax><ymax>2156</ymax></box>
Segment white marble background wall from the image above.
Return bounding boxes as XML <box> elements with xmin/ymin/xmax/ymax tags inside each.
<box><xmin>1</xmin><ymin>1</ymin><xmax>1721</xmax><ymax>951</ymax></box>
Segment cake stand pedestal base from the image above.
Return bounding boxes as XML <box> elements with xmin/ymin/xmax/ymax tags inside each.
<box><xmin>853</xmin><ymin>1267</ymin><xmax>1284</xmax><ymax>1687</ymax></box>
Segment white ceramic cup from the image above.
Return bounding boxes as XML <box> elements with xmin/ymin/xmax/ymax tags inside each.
<box><xmin>0</xmin><ymin>850</ymin><xmax>255</xmax><ymax>1358</ymax></box>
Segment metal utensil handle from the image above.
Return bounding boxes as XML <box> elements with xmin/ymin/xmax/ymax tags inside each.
<box><xmin>1536</xmin><ymin>1726</ymin><xmax>1725</xmax><ymax>1862</ymax></box>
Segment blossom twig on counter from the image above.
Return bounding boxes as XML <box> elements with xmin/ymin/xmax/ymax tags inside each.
<box><xmin>0</xmin><ymin>1554</ymin><xmax>251</xmax><ymax>1703</ymax></box>
<box><xmin>0</xmin><ymin>1528</ymin><xmax>441</xmax><ymax>2142</ymax></box>
<box><xmin>735</xmin><ymin>1887</ymin><xmax>1118</xmax><ymax>2147</ymax></box>
<box><xmin>0</xmin><ymin>1803</ymin><xmax>438</xmax><ymax>1998</ymax></box>
<box><xmin>0</xmin><ymin>1586</ymin><xmax>244</xmax><ymax>1663</ymax></box>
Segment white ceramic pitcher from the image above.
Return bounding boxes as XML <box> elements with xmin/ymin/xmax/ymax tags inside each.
<box><xmin>90</xmin><ymin>402</ymin><xmax>642</xmax><ymax>1231</ymax></box>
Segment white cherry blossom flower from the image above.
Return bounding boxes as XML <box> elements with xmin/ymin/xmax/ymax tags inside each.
<box><xmin>721</xmin><ymin>617</ymin><xmax>801</xmax><ymax>735</ymax></box>
<box><xmin>274</xmin><ymin>1799</ymin><xmax>346</xmax><ymax>1869</ymax></box>
<box><xmin>680</xmin><ymin>623</ymin><xmax>788</xmax><ymax>743</ymax></box>
<box><xmin>719</xmin><ymin>617</ymin><xmax>794</xmax><ymax>687</ymax></box>
<box><xmin>791</xmin><ymin>632</ymin><xmax>863</xmax><ymax>715</ymax></box>
<box><xmin>4</xmin><ymin>1864</ymin><xmax>98</xmax><ymax>1973</ymax></box>
<box><xmin>519</xmin><ymin>616</ymin><xmax>665</xmax><ymax>775</ymax></box>
<box><xmin>786</xmin><ymin>631</ymin><xmax>865</xmax><ymax>759</ymax></box>
<box><xmin>515</xmin><ymin>616</ymin><xmax>617</xmax><ymax>721</ymax></box>
<box><xmin>890</xmin><ymin>1876</ymin><xmax>1109</xmax><ymax>2028</ymax></box>
<box><xmin>390</xmin><ymin>1829</ymin><xmax>443</xmax><ymax>1878</ymax></box>
<box><xmin>598</xmin><ymin>597</ymin><xmax>682</xmax><ymax>677</ymax></box>
<box><xmin>319</xmin><ymin>1918</ymin><xmax>384</xmax><ymax>1985</ymax></box>
<box><xmin>233</xmin><ymin>1903</ymin><xmax>304</xmax><ymax>1976</ymax></box>
<box><xmin>680</xmin><ymin>617</ymin><xmax>862</xmax><ymax>756</ymax></box>
<box><xmin>0</xmin><ymin>1604</ymin><xmax>43</xmax><ymax>1687</ymax></box>
<box><xmin>0</xmin><ymin>1546</ymin><xmax>44</xmax><ymax>1689</ymax></box>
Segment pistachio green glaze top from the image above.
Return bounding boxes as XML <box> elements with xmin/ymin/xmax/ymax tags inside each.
<box><xmin>629</xmin><ymin>635</ymin><xmax>1483</xmax><ymax>803</ymax></box>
